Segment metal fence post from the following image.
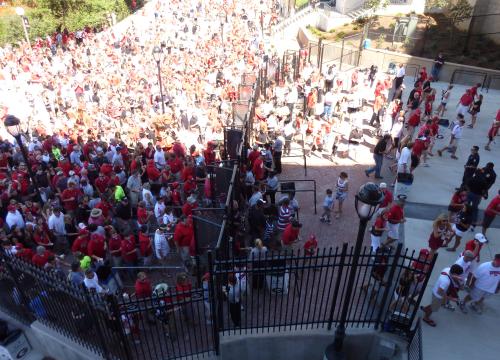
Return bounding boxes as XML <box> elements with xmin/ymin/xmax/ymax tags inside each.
<box><xmin>327</xmin><ymin>243</ymin><xmax>348</xmax><ymax>330</ymax></box>
<box><xmin>313</xmin><ymin>179</ymin><xmax>317</xmax><ymax>214</ymax></box>
<box><xmin>339</xmin><ymin>38</ymin><xmax>345</xmax><ymax>71</ymax></box>
<box><xmin>107</xmin><ymin>295</ymin><xmax>133</xmax><ymax>360</ymax></box>
<box><xmin>374</xmin><ymin>243</ymin><xmax>403</xmax><ymax>330</ymax></box>
<box><xmin>83</xmin><ymin>291</ymin><xmax>112</xmax><ymax>360</ymax></box>
<box><xmin>207</xmin><ymin>251</ymin><xmax>220</xmax><ymax>355</ymax></box>
<box><xmin>317</xmin><ymin>38</ymin><xmax>323</xmax><ymax>68</ymax></box>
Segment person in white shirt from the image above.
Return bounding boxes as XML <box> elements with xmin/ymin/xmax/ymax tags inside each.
<box><xmin>154</xmin><ymin>198</ymin><xmax>166</xmax><ymax>224</ymax></box>
<box><xmin>461</xmin><ymin>254</ymin><xmax>500</xmax><ymax>314</ymax></box>
<box><xmin>154</xmin><ymin>225</ymin><xmax>170</xmax><ymax>261</ymax></box>
<box><xmin>394</xmin><ymin>63</ymin><xmax>405</xmax><ymax>89</ymax></box>
<box><xmin>421</xmin><ymin>264</ymin><xmax>463</xmax><ymax>327</ymax></box>
<box><xmin>437</xmin><ymin>118</ymin><xmax>465</xmax><ymax>159</ymax></box>
<box><xmin>5</xmin><ymin>205</ymin><xmax>25</xmax><ymax>230</ymax></box>
<box><xmin>48</xmin><ymin>208</ymin><xmax>66</xmax><ymax>235</ymax></box>
<box><xmin>396</xmin><ymin>142</ymin><xmax>413</xmax><ymax>174</ymax></box>
<box><xmin>154</xmin><ymin>145</ymin><xmax>167</xmax><ymax>169</ymax></box>
<box><xmin>84</xmin><ymin>270</ymin><xmax>105</xmax><ymax>294</ymax></box>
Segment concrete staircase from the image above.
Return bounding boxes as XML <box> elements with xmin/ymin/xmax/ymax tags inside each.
<box><xmin>346</xmin><ymin>7</ymin><xmax>370</xmax><ymax>20</ymax></box>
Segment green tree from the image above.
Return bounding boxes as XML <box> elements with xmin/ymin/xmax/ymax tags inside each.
<box><xmin>363</xmin><ymin>0</ymin><xmax>389</xmax><ymax>14</ymax></box>
<box><xmin>448</xmin><ymin>0</ymin><xmax>473</xmax><ymax>25</ymax></box>
<box><xmin>39</xmin><ymin>0</ymin><xmax>82</xmax><ymax>25</ymax></box>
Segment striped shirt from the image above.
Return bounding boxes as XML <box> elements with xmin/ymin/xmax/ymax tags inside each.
<box><xmin>277</xmin><ymin>205</ymin><xmax>292</xmax><ymax>230</ymax></box>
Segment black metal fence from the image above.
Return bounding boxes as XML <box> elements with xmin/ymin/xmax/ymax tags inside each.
<box><xmin>0</xmin><ymin>241</ymin><xmax>435</xmax><ymax>359</ymax></box>
<box><xmin>210</xmin><ymin>244</ymin><xmax>436</xmax><ymax>337</ymax></box>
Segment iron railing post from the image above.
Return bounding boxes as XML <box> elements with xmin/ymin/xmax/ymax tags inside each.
<box><xmin>374</xmin><ymin>243</ymin><xmax>403</xmax><ymax>330</ymax></box>
<box><xmin>207</xmin><ymin>251</ymin><xmax>220</xmax><ymax>355</ymax></box>
<box><xmin>327</xmin><ymin>243</ymin><xmax>348</xmax><ymax>330</ymax></box>
<box><xmin>83</xmin><ymin>291</ymin><xmax>112</xmax><ymax>360</ymax></box>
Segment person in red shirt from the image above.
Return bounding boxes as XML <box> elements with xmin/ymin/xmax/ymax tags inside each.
<box><xmin>146</xmin><ymin>160</ymin><xmax>161</xmax><ymax>182</ymax></box>
<box><xmin>182</xmin><ymin>195</ymin><xmax>198</xmax><ymax>217</ymax></box>
<box><xmin>134</xmin><ymin>272</ymin><xmax>152</xmax><ymax>299</ymax></box>
<box><xmin>303</xmin><ymin>234</ymin><xmax>318</xmax><ymax>256</ymax></box>
<box><xmin>32</xmin><ymin>246</ymin><xmax>53</xmax><ymax>268</ymax></box>
<box><xmin>138</xmin><ymin>228</ymin><xmax>152</xmax><ymax>263</ymax></box>
<box><xmin>175</xmin><ymin>273</ymin><xmax>192</xmax><ymax>302</ymax></box>
<box><xmin>485</xmin><ymin>118</ymin><xmax>500</xmax><ymax>151</ymax></box>
<box><xmin>94</xmin><ymin>172</ymin><xmax>110</xmax><ymax>194</ymax></box>
<box><xmin>167</xmin><ymin>154</ymin><xmax>184</xmax><ymax>177</ymax></box>
<box><xmin>371</xmin><ymin>212</ymin><xmax>388</xmax><ymax>252</ymax></box>
<box><xmin>203</xmin><ymin>142</ymin><xmax>217</xmax><ymax>166</ymax></box>
<box><xmin>61</xmin><ymin>181</ymin><xmax>80</xmax><ymax>213</ymax></box>
<box><xmin>468</xmin><ymin>83</ymin><xmax>481</xmax><ymax>100</ymax></box>
<box><xmin>72</xmin><ymin>229</ymin><xmax>90</xmax><ymax>255</ymax></box>
<box><xmin>15</xmin><ymin>244</ymin><xmax>34</xmax><ymax>262</ymax></box>
<box><xmin>183</xmin><ymin>176</ymin><xmax>197</xmax><ymax>196</ymax></box>
<box><xmin>121</xmin><ymin>234</ymin><xmax>138</xmax><ymax>267</ymax></box>
<box><xmin>174</xmin><ymin>216</ymin><xmax>194</xmax><ymax>263</ymax></box>
<box><xmin>411</xmin><ymin>131</ymin><xmax>430</xmax><ymax>170</ymax></box>
<box><xmin>136</xmin><ymin>202</ymin><xmax>151</xmax><ymax>227</ymax></box>
<box><xmin>407</xmin><ymin>109</ymin><xmax>421</xmax><ymax>138</ymax></box>
<box><xmin>281</xmin><ymin>221</ymin><xmax>302</xmax><ymax>250</ymax></box>
<box><xmin>247</xmin><ymin>144</ymin><xmax>261</xmax><ymax>168</ymax></box>
<box><xmin>384</xmin><ymin>199</ymin><xmax>406</xmax><ymax>246</ymax></box>
<box><xmin>457</xmin><ymin>90</ymin><xmax>473</xmax><ymax>116</ymax></box>
<box><xmin>462</xmin><ymin>233</ymin><xmax>487</xmax><ymax>270</ymax></box>
<box><xmin>107</xmin><ymin>227</ymin><xmax>123</xmax><ymax>266</ymax></box>
<box><xmin>87</xmin><ymin>231</ymin><xmax>107</xmax><ymax>261</ymax></box>
<box><xmin>378</xmin><ymin>183</ymin><xmax>393</xmax><ymax>214</ymax></box>
<box><xmin>252</xmin><ymin>153</ymin><xmax>265</xmax><ymax>181</ymax></box>
<box><xmin>482</xmin><ymin>190</ymin><xmax>500</xmax><ymax>236</ymax></box>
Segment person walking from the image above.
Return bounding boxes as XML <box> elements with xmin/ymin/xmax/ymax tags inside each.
<box><xmin>365</xmin><ymin>134</ymin><xmax>392</xmax><ymax>179</ymax></box>
<box><xmin>428</xmin><ymin>214</ymin><xmax>452</xmax><ymax>259</ymax></box>
<box><xmin>320</xmin><ymin>189</ymin><xmax>335</xmax><ymax>224</ymax></box>
<box><xmin>482</xmin><ymin>190</ymin><xmax>500</xmax><ymax>236</ymax></box>
<box><xmin>281</xmin><ymin>220</ymin><xmax>302</xmax><ymax>252</ymax></box>
<box><xmin>370</xmin><ymin>212</ymin><xmax>388</xmax><ymax>252</ymax></box>
<box><xmin>436</xmin><ymin>85</ymin><xmax>453</xmax><ymax>117</ymax></box>
<box><xmin>437</xmin><ymin>117</ymin><xmax>465</xmax><ymax>160</ymax></box>
<box><xmin>468</xmin><ymin>94</ymin><xmax>483</xmax><ymax>129</ymax></box>
<box><xmin>466</xmin><ymin>169</ymin><xmax>489</xmax><ymax>231</ymax></box>
<box><xmin>461</xmin><ymin>254</ymin><xmax>500</xmax><ymax>314</ymax></box>
<box><xmin>334</xmin><ymin>172</ymin><xmax>349</xmax><ymax>219</ymax></box>
<box><xmin>444</xmin><ymin>204</ymin><xmax>473</xmax><ymax>252</ymax></box>
<box><xmin>421</xmin><ymin>264</ymin><xmax>463</xmax><ymax>327</ymax></box>
<box><xmin>461</xmin><ymin>146</ymin><xmax>480</xmax><ymax>186</ymax></box>
<box><xmin>394</xmin><ymin>63</ymin><xmax>405</xmax><ymax>90</ymax></box>
<box><xmin>225</xmin><ymin>273</ymin><xmax>241</xmax><ymax>327</ymax></box>
<box><xmin>384</xmin><ymin>198</ymin><xmax>406</xmax><ymax>246</ymax></box>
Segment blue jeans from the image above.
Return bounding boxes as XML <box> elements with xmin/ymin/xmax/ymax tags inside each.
<box><xmin>366</xmin><ymin>154</ymin><xmax>383</xmax><ymax>177</ymax></box>
<box><xmin>323</xmin><ymin>104</ymin><xmax>332</xmax><ymax>119</ymax></box>
<box><xmin>431</xmin><ymin>65</ymin><xmax>441</xmax><ymax>81</ymax></box>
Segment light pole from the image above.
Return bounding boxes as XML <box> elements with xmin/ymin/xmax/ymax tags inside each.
<box><xmin>4</xmin><ymin>115</ymin><xmax>42</xmax><ymax>202</ymax></box>
<box><xmin>219</xmin><ymin>11</ymin><xmax>225</xmax><ymax>44</ymax></box>
<box><xmin>325</xmin><ymin>182</ymin><xmax>383</xmax><ymax>359</ymax></box>
<box><xmin>152</xmin><ymin>46</ymin><xmax>165</xmax><ymax>114</ymax></box>
<box><xmin>15</xmin><ymin>7</ymin><xmax>31</xmax><ymax>50</ymax></box>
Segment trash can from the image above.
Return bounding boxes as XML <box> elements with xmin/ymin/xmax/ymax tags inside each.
<box><xmin>0</xmin><ymin>330</ymin><xmax>32</xmax><ymax>360</ymax></box>
<box><xmin>395</xmin><ymin>173</ymin><xmax>413</xmax><ymax>199</ymax></box>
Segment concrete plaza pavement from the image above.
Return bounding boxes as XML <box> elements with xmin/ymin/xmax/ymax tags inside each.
<box><xmin>405</xmin><ymin>219</ymin><xmax>500</xmax><ymax>360</ymax></box>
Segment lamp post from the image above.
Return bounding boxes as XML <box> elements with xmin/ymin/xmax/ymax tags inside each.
<box><xmin>152</xmin><ymin>46</ymin><xmax>165</xmax><ymax>114</ymax></box>
<box><xmin>219</xmin><ymin>11</ymin><xmax>225</xmax><ymax>44</ymax></box>
<box><xmin>15</xmin><ymin>7</ymin><xmax>31</xmax><ymax>50</ymax></box>
<box><xmin>325</xmin><ymin>182</ymin><xmax>383</xmax><ymax>359</ymax></box>
<box><xmin>4</xmin><ymin>115</ymin><xmax>42</xmax><ymax>202</ymax></box>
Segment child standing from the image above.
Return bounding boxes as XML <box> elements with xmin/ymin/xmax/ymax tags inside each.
<box><xmin>320</xmin><ymin>189</ymin><xmax>334</xmax><ymax>224</ymax></box>
<box><xmin>335</xmin><ymin>172</ymin><xmax>349</xmax><ymax>219</ymax></box>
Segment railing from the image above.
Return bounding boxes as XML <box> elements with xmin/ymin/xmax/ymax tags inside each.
<box><xmin>211</xmin><ymin>244</ymin><xmax>436</xmax><ymax>336</ymax></box>
<box><xmin>484</xmin><ymin>74</ymin><xmax>500</xmax><ymax>93</ymax></box>
<box><xmin>449</xmin><ymin>69</ymin><xmax>487</xmax><ymax>89</ymax></box>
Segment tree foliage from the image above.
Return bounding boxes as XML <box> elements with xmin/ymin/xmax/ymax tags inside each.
<box><xmin>0</xmin><ymin>0</ymin><xmax>131</xmax><ymax>46</ymax></box>
<box><xmin>363</xmin><ymin>0</ymin><xmax>389</xmax><ymax>13</ymax></box>
<box><xmin>447</xmin><ymin>0</ymin><xmax>473</xmax><ymax>25</ymax></box>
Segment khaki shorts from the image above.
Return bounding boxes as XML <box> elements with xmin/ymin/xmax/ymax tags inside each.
<box><xmin>470</xmin><ymin>287</ymin><xmax>492</xmax><ymax>302</ymax></box>
<box><xmin>430</xmin><ymin>294</ymin><xmax>443</xmax><ymax>312</ymax></box>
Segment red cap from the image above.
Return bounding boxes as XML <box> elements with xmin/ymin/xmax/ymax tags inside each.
<box><xmin>7</xmin><ymin>205</ymin><xmax>16</xmax><ymax>212</ymax></box>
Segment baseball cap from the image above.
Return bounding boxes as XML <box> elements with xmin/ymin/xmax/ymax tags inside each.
<box><xmin>379</xmin><ymin>183</ymin><xmax>387</xmax><ymax>189</ymax></box>
<box><xmin>474</xmin><ymin>233</ymin><xmax>487</xmax><ymax>243</ymax></box>
<box><xmin>463</xmin><ymin>250</ymin><xmax>475</xmax><ymax>258</ymax></box>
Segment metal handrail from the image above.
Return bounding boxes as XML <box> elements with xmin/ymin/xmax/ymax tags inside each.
<box><xmin>450</xmin><ymin>69</ymin><xmax>487</xmax><ymax>89</ymax></box>
<box><xmin>484</xmin><ymin>74</ymin><xmax>500</xmax><ymax>93</ymax></box>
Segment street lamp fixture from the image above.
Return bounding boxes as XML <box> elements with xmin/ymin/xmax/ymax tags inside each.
<box><xmin>325</xmin><ymin>182</ymin><xmax>383</xmax><ymax>359</ymax></box>
<box><xmin>152</xmin><ymin>46</ymin><xmax>165</xmax><ymax>114</ymax></box>
<box><xmin>15</xmin><ymin>7</ymin><xmax>31</xmax><ymax>49</ymax></box>
<box><xmin>219</xmin><ymin>11</ymin><xmax>225</xmax><ymax>44</ymax></box>
<box><xmin>4</xmin><ymin>115</ymin><xmax>42</xmax><ymax>202</ymax></box>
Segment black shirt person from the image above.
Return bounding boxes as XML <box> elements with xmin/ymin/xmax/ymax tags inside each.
<box><xmin>462</xmin><ymin>146</ymin><xmax>480</xmax><ymax>186</ymax></box>
<box><xmin>365</xmin><ymin>134</ymin><xmax>392</xmax><ymax>179</ymax></box>
<box><xmin>431</xmin><ymin>52</ymin><xmax>445</xmax><ymax>81</ymax></box>
<box><xmin>466</xmin><ymin>169</ymin><xmax>489</xmax><ymax>228</ymax></box>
